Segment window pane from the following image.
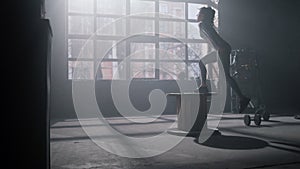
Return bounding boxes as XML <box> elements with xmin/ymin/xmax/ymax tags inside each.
<box><xmin>130</xmin><ymin>19</ymin><xmax>155</xmax><ymax>35</ymax></box>
<box><xmin>159</xmin><ymin>21</ymin><xmax>185</xmax><ymax>38</ymax></box>
<box><xmin>188</xmin><ymin>22</ymin><xmax>201</xmax><ymax>39</ymax></box>
<box><xmin>68</xmin><ymin>61</ymin><xmax>94</xmax><ymax>80</ymax></box>
<box><xmin>97</xmin><ymin>17</ymin><xmax>125</xmax><ymax>36</ymax></box>
<box><xmin>159</xmin><ymin>1</ymin><xmax>185</xmax><ymax>19</ymax></box>
<box><xmin>96</xmin><ymin>61</ymin><xmax>126</xmax><ymax>80</ymax></box>
<box><xmin>188</xmin><ymin>62</ymin><xmax>201</xmax><ymax>79</ymax></box>
<box><xmin>68</xmin><ymin>39</ymin><xmax>93</xmax><ymax>58</ymax></box>
<box><xmin>68</xmin><ymin>16</ymin><xmax>94</xmax><ymax>34</ymax></box>
<box><xmin>211</xmin><ymin>0</ymin><xmax>219</xmax><ymax>4</ymax></box>
<box><xmin>131</xmin><ymin>62</ymin><xmax>155</xmax><ymax>78</ymax></box>
<box><xmin>130</xmin><ymin>43</ymin><xmax>155</xmax><ymax>60</ymax></box>
<box><xmin>96</xmin><ymin>40</ymin><xmax>126</xmax><ymax>59</ymax></box>
<box><xmin>66</xmin><ymin>0</ymin><xmax>219</xmax><ymax>81</ymax></box>
<box><xmin>97</xmin><ymin>0</ymin><xmax>126</xmax><ymax>15</ymax></box>
<box><xmin>159</xmin><ymin>42</ymin><xmax>185</xmax><ymax>60</ymax></box>
<box><xmin>68</xmin><ymin>0</ymin><xmax>93</xmax><ymax>14</ymax></box>
<box><xmin>187</xmin><ymin>43</ymin><xmax>210</xmax><ymax>60</ymax></box>
<box><xmin>131</xmin><ymin>0</ymin><xmax>155</xmax><ymax>17</ymax></box>
<box><xmin>212</xmin><ymin>6</ymin><xmax>219</xmax><ymax>28</ymax></box>
<box><xmin>160</xmin><ymin>62</ymin><xmax>186</xmax><ymax>80</ymax></box>
<box><xmin>188</xmin><ymin>3</ymin><xmax>206</xmax><ymax>20</ymax></box>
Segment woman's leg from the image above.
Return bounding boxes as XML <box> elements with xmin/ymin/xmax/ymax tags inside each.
<box><xmin>201</xmin><ymin>51</ymin><xmax>217</xmax><ymax>65</ymax></box>
<box><xmin>198</xmin><ymin>51</ymin><xmax>217</xmax><ymax>88</ymax></box>
<box><xmin>199</xmin><ymin>60</ymin><xmax>207</xmax><ymax>87</ymax></box>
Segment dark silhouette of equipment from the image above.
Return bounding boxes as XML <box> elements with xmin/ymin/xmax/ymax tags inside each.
<box><xmin>230</xmin><ymin>49</ymin><xmax>270</xmax><ymax>126</ymax></box>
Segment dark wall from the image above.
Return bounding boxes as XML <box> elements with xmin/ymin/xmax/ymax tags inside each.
<box><xmin>46</xmin><ymin>0</ymin><xmax>72</xmax><ymax>119</ymax></box>
<box><xmin>12</xmin><ymin>0</ymin><xmax>50</xmax><ymax>169</ymax></box>
<box><xmin>219</xmin><ymin>0</ymin><xmax>300</xmax><ymax>112</ymax></box>
<box><xmin>95</xmin><ymin>80</ymin><xmax>181</xmax><ymax>117</ymax></box>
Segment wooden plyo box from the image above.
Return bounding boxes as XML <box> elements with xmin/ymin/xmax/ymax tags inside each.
<box><xmin>167</xmin><ymin>92</ymin><xmax>213</xmax><ymax>133</ymax></box>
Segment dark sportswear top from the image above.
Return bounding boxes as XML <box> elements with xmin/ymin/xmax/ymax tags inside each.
<box><xmin>199</xmin><ymin>22</ymin><xmax>231</xmax><ymax>52</ymax></box>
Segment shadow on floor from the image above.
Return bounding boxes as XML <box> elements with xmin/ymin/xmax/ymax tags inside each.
<box><xmin>194</xmin><ymin>133</ymin><xmax>268</xmax><ymax>150</ymax></box>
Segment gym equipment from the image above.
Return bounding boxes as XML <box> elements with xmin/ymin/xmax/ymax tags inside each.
<box><xmin>230</xmin><ymin>49</ymin><xmax>270</xmax><ymax>126</ymax></box>
<box><xmin>243</xmin><ymin>104</ymin><xmax>270</xmax><ymax>126</ymax></box>
<box><xmin>244</xmin><ymin>114</ymin><xmax>261</xmax><ymax>126</ymax></box>
<box><xmin>166</xmin><ymin>92</ymin><xmax>217</xmax><ymax>137</ymax></box>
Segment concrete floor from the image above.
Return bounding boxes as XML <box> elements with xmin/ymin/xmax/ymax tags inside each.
<box><xmin>51</xmin><ymin>114</ymin><xmax>300</xmax><ymax>169</ymax></box>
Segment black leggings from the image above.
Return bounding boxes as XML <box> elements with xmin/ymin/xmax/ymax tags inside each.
<box><xmin>198</xmin><ymin>60</ymin><xmax>207</xmax><ymax>85</ymax></box>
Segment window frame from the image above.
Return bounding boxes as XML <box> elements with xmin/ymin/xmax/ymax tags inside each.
<box><xmin>66</xmin><ymin>0</ymin><xmax>219</xmax><ymax>80</ymax></box>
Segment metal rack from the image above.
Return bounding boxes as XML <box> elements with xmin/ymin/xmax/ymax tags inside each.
<box><xmin>230</xmin><ymin>49</ymin><xmax>270</xmax><ymax>126</ymax></box>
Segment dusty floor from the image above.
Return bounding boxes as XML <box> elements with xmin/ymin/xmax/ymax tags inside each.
<box><xmin>51</xmin><ymin>114</ymin><xmax>300</xmax><ymax>169</ymax></box>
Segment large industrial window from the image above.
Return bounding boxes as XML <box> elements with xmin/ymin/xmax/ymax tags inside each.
<box><xmin>67</xmin><ymin>0</ymin><xmax>219</xmax><ymax>80</ymax></box>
